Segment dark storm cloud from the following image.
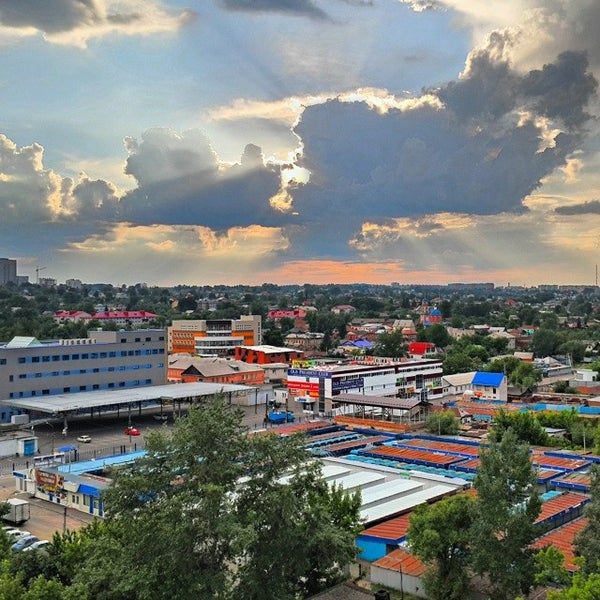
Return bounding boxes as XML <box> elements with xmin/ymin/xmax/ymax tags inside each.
<box><xmin>520</xmin><ymin>51</ymin><xmax>598</xmax><ymax>129</ymax></box>
<box><xmin>217</xmin><ymin>0</ymin><xmax>328</xmax><ymax>19</ymax></box>
<box><xmin>436</xmin><ymin>42</ymin><xmax>519</xmax><ymax>123</ymax></box>
<box><xmin>284</xmin><ymin>48</ymin><xmax>597</xmax><ymax>256</ymax></box>
<box><xmin>0</xmin><ymin>0</ymin><xmax>104</xmax><ymax>33</ymax></box>
<box><xmin>555</xmin><ymin>200</ymin><xmax>600</xmax><ymax>215</ymax></box>
<box><xmin>120</xmin><ymin>129</ymin><xmax>284</xmax><ymax>229</ymax></box>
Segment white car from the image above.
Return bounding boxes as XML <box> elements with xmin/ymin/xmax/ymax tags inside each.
<box><xmin>23</xmin><ymin>540</ymin><xmax>51</xmax><ymax>552</ymax></box>
<box><xmin>77</xmin><ymin>434</ymin><xmax>92</xmax><ymax>443</ymax></box>
<box><xmin>4</xmin><ymin>529</ymin><xmax>31</xmax><ymax>541</ymax></box>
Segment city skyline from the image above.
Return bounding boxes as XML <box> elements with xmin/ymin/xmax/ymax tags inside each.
<box><xmin>1</xmin><ymin>1</ymin><xmax>600</xmax><ymax>288</ymax></box>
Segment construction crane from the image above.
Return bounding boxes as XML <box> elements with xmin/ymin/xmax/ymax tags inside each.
<box><xmin>35</xmin><ymin>266</ymin><xmax>46</xmax><ymax>284</ymax></box>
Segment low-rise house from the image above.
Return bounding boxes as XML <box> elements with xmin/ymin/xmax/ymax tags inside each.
<box><xmin>167</xmin><ymin>356</ymin><xmax>264</xmax><ymax>386</ymax></box>
<box><xmin>470</xmin><ymin>371</ymin><xmax>507</xmax><ymax>402</ymax></box>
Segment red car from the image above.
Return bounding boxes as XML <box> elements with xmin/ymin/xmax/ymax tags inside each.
<box><xmin>124</xmin><ymin>426</ymin><xmax>141</xmax><ymax>436</ymax></box>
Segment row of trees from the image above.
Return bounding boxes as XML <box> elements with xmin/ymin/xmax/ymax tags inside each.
<box><xmin>0</xmin><ymin>398</ymin><xmax>363</xmax><ymax>599</ymax></box>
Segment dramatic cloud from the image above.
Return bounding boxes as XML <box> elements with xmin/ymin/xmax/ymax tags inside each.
<box><xmin>259</xmin><ymin>41</ymin><xmax>597</xmax><ymax>263</ymax></box>
<box><xmin>555</xmin><ymin>200</ymin><xmax>600</xmax><ymax>215</ymax></box>
<box><xmin>0</xmin><ymin>0</ymin><xmax>195</xmax><ymax>46</ymax></box>
<box><xmin>120</xmin><ymin>128</ymin><xmax>285</xmax><ymax>229</ymax></box>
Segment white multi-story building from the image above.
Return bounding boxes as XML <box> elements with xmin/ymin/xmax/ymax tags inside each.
<box><xmin>0</xmin><ymin>330</ymin><xmax>167</xmax><ymax>423</ymax></box>
<box><xmin>287</xmin><ymin>357</ymin><xmax>444</xmax><ymax>414</ymax></box>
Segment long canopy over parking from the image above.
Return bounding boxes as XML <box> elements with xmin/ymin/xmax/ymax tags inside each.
<box><xmin>5</xmin><ymin>382</ymin><xmax>254</xmax><ymax>416</ymax></box>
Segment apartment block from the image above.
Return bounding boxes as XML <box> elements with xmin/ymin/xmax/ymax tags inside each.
<box><xmin>0</xmin><ymin>258</ymin><xmax>17</xmax><ymax>285</ymax></box>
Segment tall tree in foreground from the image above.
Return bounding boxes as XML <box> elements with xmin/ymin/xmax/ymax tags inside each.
<box><xmin>407</xmin><ymin>493</ymin><xmax>475</xmax><ymax>600</ymax></box>
<box><xmin>470</xmin><ymin>428</ymin><xmax>542</xmax><ymax>600</ymax></box>
<box><xmin>74</xmin><ymin>397</ymin><xmax>361</xmax><ymax>600</ymax></box>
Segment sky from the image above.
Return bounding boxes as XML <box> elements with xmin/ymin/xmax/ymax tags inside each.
<box><xmin>1</xmin><ymin>1</ymin><xmax>600</xmax><ymax>288</ymax></box>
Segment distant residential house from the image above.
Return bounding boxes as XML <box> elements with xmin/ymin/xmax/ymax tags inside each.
<box><xmin>488</xmin><ymin>329</ymin><xmax>517</xmax><ymax>351</ymax></box>
<box><xmin>53</xmin><ymin>310</ymin><xmax>92</xmax><ymax>324</ymax></box>
<box><xmin>407</xmin><ymin>341</ymin><xmax>438</xmax><ymax>358</ymax></box>
<box><xmin>339</xmin><ymin>339</ymin><xmax>374</xmax><ymax>355</ymax></box>
<box><xmin>442</xmin><ymin>371</ymin><xmax>477</xmax><ymax>396</ymax></box>
<box><xmin>514</xmin><ymin>351</ymin><xmax>534</xmax><ymax>362</ymax></box>
<box><xmin>267</xmin><ymin>308</ymin><xmax>308</xmax><ymax>331</ymax></box>
<box><xmin>284</xmin><ymin>331</ymin><xmax>324</xmax><ymax>352</ymax></box>
<box><xmin>53</xmin><ymin>309</ymin><xmax>157</xmax><ymax>327</ymax></box>
<box><xmin>470</xmin><ymin>371</ymin><xmax>507</xmax><ymax>401</ymax></box>
<box><xmin>90</xmin><ymin>310</ymin><xmax>157</xmax><ymax>327</ymax></box>
<box><xmin>331</xmin><ymin>304</ymin><xmax>356</xmax><ymax>314</ymax></box>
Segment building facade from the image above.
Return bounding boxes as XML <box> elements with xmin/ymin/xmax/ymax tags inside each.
<box><xmin>167</xmin><ymin>355</ymin><xmax>264</xmax><ymax>386</ymax></box>
<box><xmin>286</xmin><ymin>357</ymin><xmax>444</xmax><ymax>414</ymax></box>
<box><xmin>168</xmin><ymin>315</ymin><xmax>262</xmax><ymax>356</ymax></box>
<box><xmin>0</xmin><ymin>330</ymin><xmax>167</xmax><ymax>423</ymax></box>
<box><xmin>0</xmin><ymin>258</ymin><xmax>17</xmax><ymax>285</ymax></box>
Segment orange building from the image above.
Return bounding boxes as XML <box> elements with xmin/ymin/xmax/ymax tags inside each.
<box><xmin>168</xmin><ymin>315</ymin><xmax>261</xmax><ymax>355</ymax></box>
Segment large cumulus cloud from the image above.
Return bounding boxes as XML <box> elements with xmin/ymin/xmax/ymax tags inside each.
<box><xmin>119</xmin><ymin>128</ymin><xmax>285</xmax><ymax>229</ymax></box>
<box><xmin>283</xmin><ymin>46</ymin><xmax>597</xmax><ymax>257</ymax></box>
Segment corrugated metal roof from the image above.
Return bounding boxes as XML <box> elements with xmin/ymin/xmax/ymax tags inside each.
<box><xmin>362</xmin><ymin>446</ymin><xmax>465</xmax><ymax>468</ymax></box>
<box><xmin>472</xmin><ymin>372</ymin><xmax>504</xmax><ymax>386</ymax></box>
<box><xmin>535</xmin><ymin>492</ymin><xmax>590</xmax><ymax>525</ymax></box>
<box><xmin>531</xmin><ymin>517</ymin><xmax>588</xmax><ymax>572</ymax></box>
<box><xmin>329</xmin><ymin>471</ymin><xmax>387</xmax><ymax>491</ymax></box>
<box><xmin>6</xmin><ymin>381</ymin><xmax>255</xmax><ymax>413</ymax></box>
<box><xmin>372</xmin><ymin>547</ymin><xmax>427</xmax><ymax>577</ymax></box>
<box><xmin>360</xmin><ymin>484</ymin><xmax>457</xmax><ymax>523</ymax></box>
<box><xmin>360</xmin><ymin>479</ymin><xmax>424</xmax><ymax>508</ymax></box>
<box><xmin>359</xmin><ymin>512</ymin><xmax>412</xmax><ymax>543</ymax></box>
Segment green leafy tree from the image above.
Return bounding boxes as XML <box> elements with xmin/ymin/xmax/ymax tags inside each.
<box><xmin>489</xmin><ymin>409</ymin><xmax>549</xmax><ymax>446</ymax></box>
<box><xmin>574</xmin><ymin>464</ymin><xmax>600</xmax><ymax>574</ymax></box>
<box><xmin>443</xmin><ymin>352</ymin><xmax>477</xmax><ymax>375</ymax></box>
<box><xmin>421</xmin><ymin>323</ymin><xmax>452</xmax><ymax>348</ymax></box>
<box><xmin>486</xmin><ymin>356</ymin><xmax>521</xmax><ymax>378</ymax></box>
<box><xmin>373</xmin><ymin>330</ymin><xmax>405</xmax><ymax>358</ymax></box>
<box><xmin>532</xmin><ymin>329</ymin><xmax>562</xmax><ymax>357</ymax></box>
<box><xmin>426</xmin><ymin>411</ymin><xmax>460</xmax><ymax>436</ymax></box>
<box><xmin>509</xmin><ymin>362</ymin><xmax>542</xmax><ymax>388</ymax></box>
<box><xmin>548</xmin><ymin>571</ymin><xmax>600</xmax><ymax>599</ymax></box>
<box><xmin>470</xmin><ymin>429</ymin><xmax>542</xmax><ymax>600</ymax></box>
<box><xmin>407</xmin><ymin>494</ymin><xmax>475</xmax><ymax>600</ymax></box>
<box><xmin>73</xmin><ymin>397</ymin><xmax>361</xmax><ymax>600</ymax></box>
<box><xmin>533</xmin><ymin>545</ymin><xmax>570</xmax><ymax>587</ymax></box>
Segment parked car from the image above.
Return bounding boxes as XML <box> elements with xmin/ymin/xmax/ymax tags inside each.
<box><xmin>124</xmin><ymin>426</ymin><xmax>141</xmax><ymax>436</ymax></box>
<box><xmin>11</xmin><ymin>535</ymin><xmax>39</xmax><ymax>552</ymax></box>
<box><xmin>77</xmin><ymin>434</ymin><xmax>92</xmax><ymax>443</ymax></box>
<box><xmin>4</xmin><ymin>529</ymin><xmax>30</xmax><ymax>541</ymax></box>
<box><xmin>23</xmin><ymin>539</ymin><xmax>51</xmax><ymax>552</ymax></box>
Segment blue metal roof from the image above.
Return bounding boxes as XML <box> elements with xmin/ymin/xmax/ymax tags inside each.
<box><xmin>57</xmin><ymin>450</ymin><xmax>146</xmax><ymax>475</ymax></box>
<box><xmin>472</xmin><ymin>372</ymin><xmax>504</xmax><ymax>387</ymax></box>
